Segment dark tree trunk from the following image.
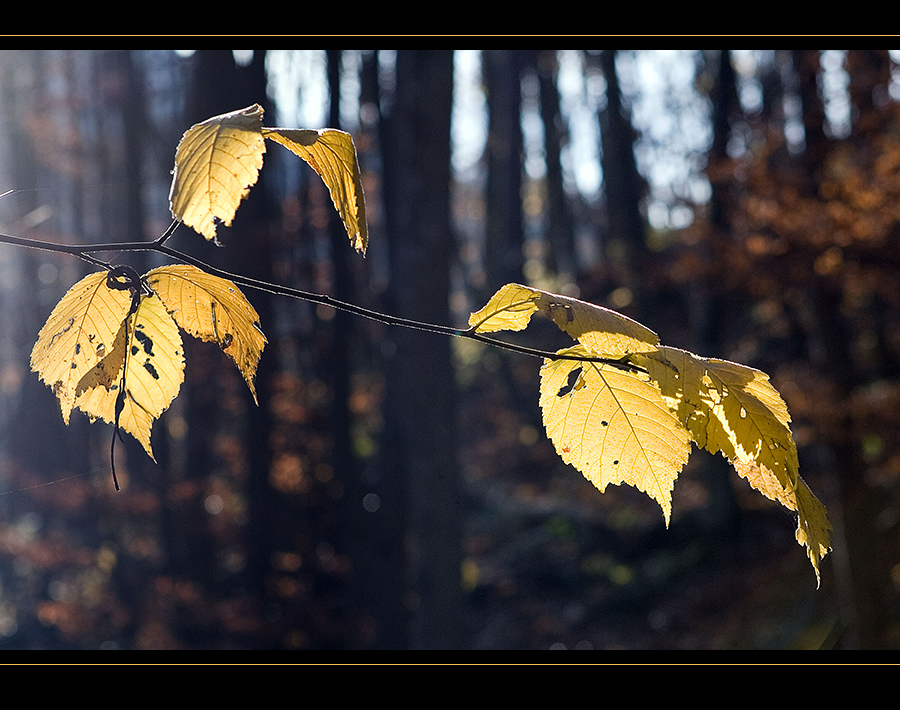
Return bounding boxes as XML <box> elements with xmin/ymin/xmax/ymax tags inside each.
<box><xmin>323</xmin><ymin>49</ymin><xmax>369</xmax><ymax>646</ymax></box>
<box><xmin>792</xmin><ymin>50</ymin><xmax>828</xmax><ymax>194</ymax></box>
<box><xmin>532</xmin><ymin>49</ymin><xmax>576</xmax><ymax>278</ymax></box>
<box><xmin>482</xmin><ymin>50</ymin><xmax>525</xmax><ymax>294</ymax></box>
<box><xmin>350</xmin><ymin>49</ymin><xmax>409</xmax><ymax>650</ymax></box>
<box><xmin>379</xmin><ymin>50</ymin><xmax>464</xmax><ymax>649</ymax></box>
<box><xmin>173</xmin><ymin>50</ymin><xmax>247</xmax><ymax>584</ymax></box>
<box><xmin>820</xmin><ymin>49</ymin><xmax>895</xmax><ymax>650</ymax></box>
<box><xmin>182</xmin><ymin>51</ymin><xmax>282</xmax><ymax>632</ymax></box>
<box><xmin>597</xmin><ymin>50</ymin><xmax>648</xmax><ymax>280</ymax></box>
<box><xmin>708</xmin><ymin>50</ymin><xmax>739</xmax><ymax>236</ymax></box>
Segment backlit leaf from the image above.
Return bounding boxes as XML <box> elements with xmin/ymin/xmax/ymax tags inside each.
<box><xmin>539</xmin><ymin>345</ymin><xmax>692</xmax><ymax>525</ymax></box>
<box><xmin>469</xmin><ymin>283</ymin><xmax>659</xmax><ymax>358</ymax></box>
<box><xmin>75</xmin><ymin>314</ymin><xmax>129</xmax><ymax>397</ymax></box>
<box><xmin>467</xmin><ymin>283</ymin><xmax>542</xmax><ymax>334</ymax></box>
<box><xmin>73</xmin><ymin>291</ymin><xmax>184</xmax><ymax>459</ymax></box>
<box><xmin>145</xmin><ymin>264</ymin><xmax>266</xmax><ymax>402</ymax></box>
<box><xmin>169</xmin><ymin>104</ymin><xmax>266</xmax><ymax>242</ymax></box>
<box><xmin>30</xmin><ymin>271</ymin><xmax>133</xmax><ymax>424</ymax></box>
<box><xmin>263</xmin><ymin>127</ymin><xmax>368</xmax><ymax>254</ymax></box>
<box><xmin>637</xmin><ymin>346</ymin><xmax>832</xmax><ymax>583</ymax></box>
<box><xmin>792</xmin><ymin>481</ymin><xmax>833</xmax><ymax>585</ymax></box>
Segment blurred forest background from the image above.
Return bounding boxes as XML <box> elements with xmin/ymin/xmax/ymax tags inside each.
<box><xmin>0</xmin><ymin>48</ymin><xmax>898</xmax><ymax>651</ymax></box>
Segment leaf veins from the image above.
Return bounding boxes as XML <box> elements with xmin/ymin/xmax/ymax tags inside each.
<box><xmin>539</xmin><ymin>345</ymin><xmax>692</xmax><ymax>526</ymax></box>
<box><xmin>145</xmin><ymin>264</ymin><xmax>266</xmax><ymax>403</ymax></box>
<box><xmin>73</xmin><ymin>290</ymin><xmax>184</xmax><ymax>460</ymax></box>
<box><xmin>168</xmin><ymin>104</ymin><xmax>267</xmax><ymax>242</ymax></box>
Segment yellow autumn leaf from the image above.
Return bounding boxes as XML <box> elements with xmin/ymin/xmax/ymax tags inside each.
<box><xmin>539</xmin><ymin>345</ymin><xmax>692</xmax><ymax>526</ymax></box>
<box><xmin>145</xmin><ymin>264</ymin><xmax>266</xmax><ymax>402</ymax></box>
<box><xmin>75</xmin><ymin>313</ymin><xmax>129</xmax><ymax>398</ymax></box>
<box><xmin>169</xmin><ymin>104</ymin><xmax>267</xmax><ymax>242</ymax></box>
<box><xmin>793</xmin><ymin>481</ymin><xmax>833</xmax><ymax>585</ymax></box>
<box><xmin>469</xmin><ymin>283</ymin><xmax>659</xmax><ymax>358</ymax></box>
<box><xmin>637</xmin><ymin>346</ymin><xmax>832</xmax><ymax>584</ymax></box>
<box><xmin>73</xmin><ymin>290</ymin><xmax>184</xmax><ymax>459</ymax></box>
<box><xmin>467</xmin><ymin>282</ymin><xmax>542</xmax><ymax>334</ymax></box>
<box><xmin>639</xmin><ymin>347</ymin><xmax>797</xmax><ymax>490</ymax></box>
<box><xmin>30</xmin><ymin>271</ymin><xmax>134</xmax><ymax>424</ymax></box>
<box><xmin>262</xmin><ymin>127</ymin><xmax>368</xmax><ymax>254</ymax></box>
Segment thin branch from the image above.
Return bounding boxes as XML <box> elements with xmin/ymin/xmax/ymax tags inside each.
<box><xmin>153</xmin><ymin>220</ymin><xmax>181</xmax><ymax>246</ymax></box>
<box><xmin>0</xmin><ymin>227</ymin><xmax>644</xmax><ymax>371</ymax></box>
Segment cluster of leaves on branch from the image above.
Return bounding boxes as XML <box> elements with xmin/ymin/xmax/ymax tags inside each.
<box><xmin>30</xmin><ymin>104</ymin><xmax>366</xmax><ymax>487</ymax></box>
<box><xmin>27</xmin><ymin>104</ymin><xmax>831</xmax><ymax>583</ymax></box>
<box><xmin>168</xmin><ymin>104</ymin><xmax>367</xmax><ymax>252</ymax></box>
<box><xmin>31</xmin><ymin>264</ymin><xmax>265</xmax><ymax>460</ymax></box>
<box><xmin>469</xmin><ymin>283</ymin><xmax>831</xmax><ymax>584</ymax></box>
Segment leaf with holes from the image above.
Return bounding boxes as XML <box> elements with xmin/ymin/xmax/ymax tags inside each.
<box><xmin>469</xmin><ymin>282</ymin><xmax>659</xmax><ymax>358</ymax></box>
<box><xmin>32</xmin><ymin>265</ymin><xmax>269</xmax><ymax>461</ymax></box>
<box><xmin>72</xmin><ymin>290</ymin><xmax>184</xmax><ymax>459</ymax></box>
<box><xmin>30</xmin><ymin>271</ymin><xmax>134</xmax><ymax>424</ymax></box>
<box><xmin>539</xmin><ymin>344</ymin><xmax>692</xmax><ymax>525</ymax></box>
<box><xmin>472</xmin><ymin>282</ymin><xmax>832</xmax><ymax>583</ymax></box>
<box><xmin>636</xmin><ymin>346</ymin><xmax>832</xmax><ymax>583</ymax></box>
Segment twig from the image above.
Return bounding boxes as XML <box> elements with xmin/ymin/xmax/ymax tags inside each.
<box><xmin>0</xmin><ymin>225</ymin><xmax>644</xmax><ymax>371</ymax></box>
